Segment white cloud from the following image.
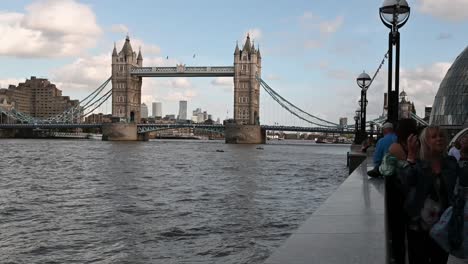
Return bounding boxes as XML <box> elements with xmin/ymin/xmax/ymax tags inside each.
<box><xmin>296</xmin><ymin>13</ymin><xmax>344</xmax><ymax>51</ymax></box>
<box><xmin>319</xmin><ymin>16</ymin><xmax>344</xmax><ymax>34</ymax></box>
<box><xmin>211</xmin><ymin>77</ymin><xmax>232</xmax><ymax>86</ymax></box>
<box><xmin>243</xmin><ymin>28</ymin><xmax>262</xmax><ymax>42</ymax></box>
<box><xmin>47</xmin><ymin>35</ymin><xmax>172</xmax><ymax>93</ymax></box>
<box><xmin>110</xmin><ymin>24</ymin><xmax>129</xmax><ymax>34</ymax></box>
<box><xmin>166</xmin><ymin>78</ymin><xmax>192</xmax><ymax>89</ymax></box>
<box><xmin>51</xmin><ymin>54</ymin><xmax>110</xmax><ymax>92</ymax></box>
<box><xmin>211</xmin><ymin>77</ymin><xmax>233</xmax><ymax>92</ymax></box>
<box><xmin>0</xmin><ymin>0</ymin><xmax>101</xmax><ymax>57</ymax></box>
<box><xmin>417</xmin><ymin>0</ymin><xmax>468</xmax><ymax>22</ymax></box>
<box><xmin>319</xmin><ymin>62</ymin><xmax>451</xmax><ymax>123</ymax></box>
<box><xmin>399</xmin><ymin>62</ymin><xmax>451</xmax><ymax>114</ymax></box>
<box><xmin>164</xmin><ymin>90</ymin><xmax>198</xmax><ymax>101</ymax></box>
<box><xmin>266</xmin><ymin>74</ymin><xmax>281</xmax><ymax>81</ymax></box>
<box><xmin>115</xmin><ymin>38</ymin><xmax>161</xmax><ymax>56</ymax></box>
<box><xmin>0</xmin><ymin>78</ymin><xmax>25</xmax><ymax>88</ymax></box>
<box><xmin>299</xmin><ymin>11</ymin><xmax>318</xmax><ymax>23</ymax></box>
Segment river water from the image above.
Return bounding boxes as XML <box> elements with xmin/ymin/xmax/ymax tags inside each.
<box><xmin>0</xmin><ymin>139</ymin><xmax>349</xmax><ymax>264</ymax></box>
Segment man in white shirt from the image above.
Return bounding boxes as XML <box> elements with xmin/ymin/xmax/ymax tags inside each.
<box><xmin>448</xmin><ymin>140</ymin><xmax>461</xmax><ymax>161</ymax></box>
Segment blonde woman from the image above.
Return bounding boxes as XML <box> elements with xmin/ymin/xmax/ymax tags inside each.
<box><xmin>399</xmin><ymin>126</ymin><xmax>467</xmax><ymax>264</ymax></box>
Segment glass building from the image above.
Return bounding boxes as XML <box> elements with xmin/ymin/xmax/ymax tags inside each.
<box><xmin>430</xmin><ymin>46</ymin><xmax>468</xmax><ymax>127</ymax></box>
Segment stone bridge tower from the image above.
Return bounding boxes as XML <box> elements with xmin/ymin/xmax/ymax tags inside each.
<box><xmin>111</xmin><ymin>36</ymin><xmax>143</xmax><ymax>122</ymax></box>
<box><xmin>233</xmin><ymin>35</ymin><xmax>262</xmax><ymax>125</ymax></box>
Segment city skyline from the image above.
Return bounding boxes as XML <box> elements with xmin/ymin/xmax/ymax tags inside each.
<box><xmin>0</xmin><ymin>0</ymin><xmax>467</xmax><ymax>124</ymax></box>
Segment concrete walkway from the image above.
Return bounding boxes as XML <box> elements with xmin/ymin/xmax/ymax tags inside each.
<box><xmin>264</xmin><ymin>158</ymin><xmax>386</xmax><ymax>264</ymax></box>
<box><xmin>263</xmin><ymin>156</ymin><xmax>467</xmax><ymax>264</ymax></box>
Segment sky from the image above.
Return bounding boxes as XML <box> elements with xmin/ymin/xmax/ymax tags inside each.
<box><xmin>0</xmin><ymin>0</ymin><xmax>467</xmax><ymax>125</ymax></box>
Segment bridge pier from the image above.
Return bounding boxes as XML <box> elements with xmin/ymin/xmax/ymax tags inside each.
<box><xmin>0</xmin><ymin>129</ymin><xmax>16</xmax><ymax>138</ymax></box>
<box><xmin>137</xmin><ymin>132</ymin><xmax>150</xmax><ymax>141</ymax></box>
<box><xmin>225</xmin><ymin>124</ymin><xmax>266</xmax><ymax>144</ymax></box>
<box><xmin>102</xmin><ymin>123</ymin><xmax>138</xmax><ymax>141</ymax></box>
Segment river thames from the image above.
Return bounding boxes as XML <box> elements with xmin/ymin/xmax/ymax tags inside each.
<box><xmin>0</xmin><ymin>139</ymin><xmax>348</xmax><ymax>264</ymax></box>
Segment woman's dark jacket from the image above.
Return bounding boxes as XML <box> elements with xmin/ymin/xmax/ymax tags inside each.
<box><xmin>398</xmin><ymin>156</ymin><xmax>467</xmax><ymax>219</ymax></box>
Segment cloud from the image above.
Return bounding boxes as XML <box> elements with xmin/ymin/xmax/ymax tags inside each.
<box><xmin>417</xmin><ymin>0</ymin><xmax>468</xmax><ymax>22</ymax></box>
<box><xmin>299</xmin><ymin>11</ymin><xmax>318</xmax><ymax>23</ymax></box>
<box><xmin>399</xmin><ymin>62</ymin><xmax>451</xmax><ymax>113</ymax></box>
<box><xmin>164</xmin><ymin>90</ymin><xmax>198</xmax><ymax>101</ymax></box>
<box><xmin>0</xmin><ymin>0</ymin><xmax>101</xmax><ymax>57</ymax></box>
<box><xmin>243</xmin><ymin>28</ymin><xmax>262</xmax><ymax>42</ymax></box>
<box><xmin>165</xmin><ymin>78</ymin><xmax>192</xmax><ymax>89</ymax></box>
<box><xmin>319</xmin><ymin>16</ymin><xmax>344</xmax><ymax>34</ymax></box>
<box><xmin>320</xmin><ymin>62</ymin><xmax>452</xmax><ymax>123</ymax></box>
<box><xmin>110</xmin><ymin>24</ymin><xmax>129</xmax><ymax>34</ymax></box>
<box><xmin>211</xmin><ymin>77</ymin><xmax>233</xmax><ymax>92</ymax></box>
<box><xmin>298</xmin><ymin>12</ymin><xmax>344</xmax><ymax>51</ymax></box>
<box><xmin>116</xmin><ymin>38</ymin><xmax>161</xmax><ymax>56</ymax></box>
<box><xmin>49</xmin><ymin>40</ymin><xmax>182</xmax><ymax>94</ymax></box>
<box><xmin>0</xmin><ymin>78</ymin><xmax>26</xmax><ymax>88</ymax></box>
<box><xmin>436</xmin><ymin>32</ymin><xmax>452</xmax><ymax>40</ymax></box>
<box><xmin>266</xmin><ymin>74</ymin><xmax>281</xmax><ymax>81</ymax></box>
<box><xmin>51</xmin><ymin>54</ymin><xmax>110</xmax><ymax>92</ymax></box>
<box><xmin>211</xmin><ymin>77</ymin><xmax>232</xmax><ymax>86</ymax></box>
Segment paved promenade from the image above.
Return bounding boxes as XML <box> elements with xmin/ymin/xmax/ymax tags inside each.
<box><xmin>263</xmin><ymin>156</ymin><xmax>467</xmax><ymax>264</ymax></box>
<box><xmin>265</xmin><ymin>158</ymin><xmax>385</xmax><ymax>264</ymax></box>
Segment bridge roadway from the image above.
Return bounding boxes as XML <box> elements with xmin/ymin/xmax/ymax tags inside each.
<box><xmin>0</xmin><ymin>123</ymin><xmax>355</xmax><ymax>134</ymax></box>
<box><xmin>130</xmin><ymin>66</ymin><xmax>235</xmax><ymax>77</ymax></box>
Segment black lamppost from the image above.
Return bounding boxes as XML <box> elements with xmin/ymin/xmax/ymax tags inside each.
<box><xmin>379</xmin><ymin>0</ymin><xmax>410</xmax><ymax>124</ymax></box>
<box><xmin>357</xmin><ymin>72</ymin><xmax>371</xmax><ymax>143</ymax></box>
<box><xmin>354</xmin><ymin>108</ymin><xmax>361</xmax><ymax>144</ymax></box>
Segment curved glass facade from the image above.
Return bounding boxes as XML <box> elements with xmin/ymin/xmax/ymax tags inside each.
<box><xmin>430</xmin><ymin>46</ymin><xmax>468</xmax><ymax>127</ymax></box>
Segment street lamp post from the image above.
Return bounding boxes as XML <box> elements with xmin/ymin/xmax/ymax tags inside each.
<box><xmin>354</xmin><ymin>108</ymin><xmax>361</xmax><ymax>144</ymax></box>
<box><xmin>380</xmin><ymin>0</ymin><xmax>410</xmax><ymax>124</ymax></box>
<box><xmin>357</xmin><ymin>72</ymin><xmax>371</xmax><ymax>144</ymax></box>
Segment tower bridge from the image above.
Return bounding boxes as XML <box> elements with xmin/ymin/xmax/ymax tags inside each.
<box><xmin>108</xmin><ymin>34</ymin><xmax>263</xmax><ymax>142</ymax></box>
<box><xmin>0</xmin><ymin>34</ymin><xmax>358</xmax><ymax>143</ymax></box>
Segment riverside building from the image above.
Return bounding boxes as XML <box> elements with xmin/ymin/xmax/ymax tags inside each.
<box><xmin>0</xmin><ymin>76</ymin><xmax>79</xmax><ymax>119</ymax></box>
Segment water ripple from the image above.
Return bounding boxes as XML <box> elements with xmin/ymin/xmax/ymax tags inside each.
<box><xmin>0</xmin><ymin>139</ymin><xmax>348</xmax><ymax>264</ymax></box>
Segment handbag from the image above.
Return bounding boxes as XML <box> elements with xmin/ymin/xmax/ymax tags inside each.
<box><xmin>430</xmin><ymin>179</ymin><xmax>467</xmax><ymax>258</ymax></box>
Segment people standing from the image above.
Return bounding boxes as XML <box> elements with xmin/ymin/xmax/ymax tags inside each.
<box><xmin>399</xmin><ymin>126</ymin><xmax>466</xmax><ymax>264</ymax></box>
<box><xmin>458</xmin><ymin>135</ymin><xmax>468</xmax><ymax>168</ymax></box>
<box><xmin>381</xmin><ymin>119</ymin><xmax>418</xmax><ymax>264</ymax></box>
<box><xmin>448</xmin><ymin>141</ymin><xmax>461</xmax><ymax>161</ymax></box>
<box><xmin>367</xmin><ymin>122</ymin><xmax>397</xmax><ymax>177</ymax></box>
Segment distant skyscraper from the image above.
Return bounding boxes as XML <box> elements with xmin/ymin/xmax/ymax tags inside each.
<box><xmin>178</xmin><ymin>100</ymin><xmax>187</xmax><ymax>120</ymax></box>
<box><xmin>141</xmin><ymin>103</ymin><xmax>148</xmax><ymax>118</ymax></box>
<box><xmin>152</xmin><ymin>102</ymin><xmax>162</xmax><ymax>117</ymax></box>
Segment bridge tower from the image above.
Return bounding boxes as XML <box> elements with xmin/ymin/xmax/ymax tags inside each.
<box><xmin>111</xmin><ymin>36</ymin><xmax>143</xmax><ymax>123</ymax></box>
<box><xmin>233</xmin><ymin>34</ymin><xmax>262</xmax><ymax>125</ymax></box>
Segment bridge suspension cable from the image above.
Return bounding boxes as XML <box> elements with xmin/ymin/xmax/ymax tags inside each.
<box><xmin>45</xmin><ymin>77</ymin><xmax>112</xmax><ymax>122</ymax></box>
<box><xmin>368</xmin><ymin>51</ymin><xmax>389</xmax><ymax>88</ymax></box>
<box><xmin>257</xmin><ymin>77</ymin><xmax>339</xmax><ymax>128</ymax></box>
<box><xmin>0</xmin><ymin>77</ymin><xmax>113</xmax><ymax>124</ymax></box>
<box><xmin>410</xmin><ymin>112</ymin><xmax>429</xmax><ymax>126</ymax></box>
